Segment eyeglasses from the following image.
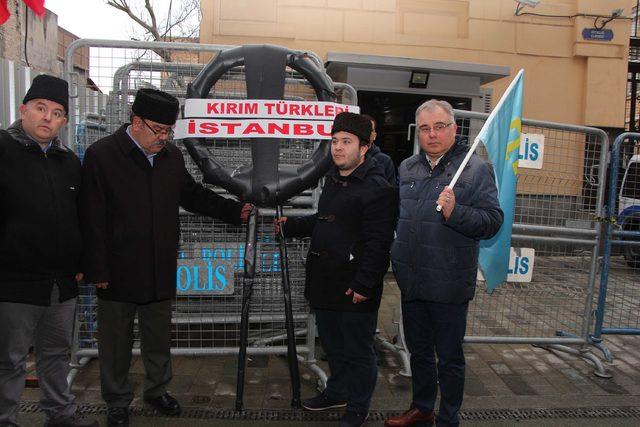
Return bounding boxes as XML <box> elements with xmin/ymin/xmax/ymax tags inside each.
<box><xmin>141</xmin><ymin>118</ymin><xmax>174</xmax><ymax>139</ymax></box>
<box><xmin>418</xmin><ymin>122</ymin><xmax>453</xmax><ymax>135</ymax></box>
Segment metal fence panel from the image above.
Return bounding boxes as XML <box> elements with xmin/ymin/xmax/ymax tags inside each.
<box><xmin>65</xmin><ymin>40</ymin><xmax>355</xmax><ymax>386</ymax></box>
<box><xmin>64</xmin><ymin>39</ymin><xmax>613</xmax><ymax>382</ymax></box>
<box><xmin>593</xmin><ymin>133</ymin><xmax>640</xmax><ymax>358</ymax></box>
<box><xmin>452</xmin><ymin>110</ymin><xmax>608</xmax><ymax>343</ymax></box>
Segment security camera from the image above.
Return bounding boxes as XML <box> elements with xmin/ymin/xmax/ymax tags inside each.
<box><xmin>515</xmin><ymin>0</ymin><xmax>541</xmax><ymax>7</ymax></box>
<box><xmin>612</xmin><ymin>8</ymin><xmax>624</xmax><ymax>18</ymax></box>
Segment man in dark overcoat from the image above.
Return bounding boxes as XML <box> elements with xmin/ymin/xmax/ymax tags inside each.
<box><xmin>277</xmin><ymin>112</ymin><xmax>398</xmax><ymax>427</ymax></box>
<box><xmin>79</xmin><ymin>88</ymin><xmax>250</xmax><ymax>427</ymax></box>
<box><xmin>0</xmin><ymin>75</ymin><xmax>97</xmax><ymax>427</ymax></box>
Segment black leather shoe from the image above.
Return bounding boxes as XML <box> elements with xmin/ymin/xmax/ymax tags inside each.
<box><xmin>301</xmin><ymin>392</ymin><xmax>347</xmax><ymax>411</ymax></box>
<box><xmin>144</xmin><ymin>393</ymin><xmax>181</xmax><ymax>416</ymax></box>
<box><xmin>106</xmin><ymin>407</ymin><xmax>129</xmax><ymax>427</ymax></box>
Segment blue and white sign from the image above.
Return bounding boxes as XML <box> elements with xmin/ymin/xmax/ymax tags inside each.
<box><xmin>518</xmin><ymin>133</ymin><xmax>544</xmax><ymax>169</ymax></box>
<box><xmin>506</xmin><ymin>247</ymin><xmax>535</xmax><ymax>282</ymax></box>
<box><xmin>175</xmin><ymin>239</ymin><xmax>282</xmax><ymax>295</ymax></box>
<box><xmin>478</xmin><ymin>247</ymin><xmax>535</xmax><ymax>283</ymax></box>
<box><xmin>582</xmin><ymin>28</ymin><xmax>613</xmax><ymax>41</ymax></box>
<box><xmin>176</xmin><ymin>259</ymin><xmax>235</xmax><ymax>295</ymax></box>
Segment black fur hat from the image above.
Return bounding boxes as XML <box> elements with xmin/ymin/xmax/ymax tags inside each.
<box><xmin>23</xmin><ymin>74</ymin><xmax>69</xmax><ymax>114</ymax></box>
<box><xmin>131</xmin><ymin>88</ymin><xmax>180</xmax><ymax>126</ymax></box>
<box><xmin>331</xmin><ymin>112</ymin><xmax>372</xmax><ymax>142</ymax></box>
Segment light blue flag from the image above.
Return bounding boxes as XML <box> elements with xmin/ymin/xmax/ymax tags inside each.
<box><xmin>478</xmin><ymin>70</ymin><xmax>524</xmax><ymax>291</ymax></box>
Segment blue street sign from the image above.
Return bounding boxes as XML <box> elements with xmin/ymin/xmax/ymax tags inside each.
<box><xmin>582</xmin><ymin>28</ymin><xmax>614</xmax><ymax>41</ymax></box>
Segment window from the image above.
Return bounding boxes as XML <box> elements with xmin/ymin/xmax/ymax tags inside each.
<box><xmin>622</xmin><ymin>161</ymin><xmax>640</xmax><ymax>199</ymax></box>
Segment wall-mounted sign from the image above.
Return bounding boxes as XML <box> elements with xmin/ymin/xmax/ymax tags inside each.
<box><xmin>582</xmin><ymin>28</ymin><xmax>613</xmax><ymax>41</ymax></box>
<box><xmin>518</xmin><ymin>133</ymin><xmax>544</xmax><ymax>169</ymax></box>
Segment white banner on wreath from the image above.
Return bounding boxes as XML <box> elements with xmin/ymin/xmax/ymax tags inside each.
<box><xmin>184</xmin><ymin>99</ymin><xmax>360</xmax><ymax>119</ymax></box>
<box><xmin>174</xmin><ymin>118</ymin><xmax>334</xmax><ymax>140</ymax></box>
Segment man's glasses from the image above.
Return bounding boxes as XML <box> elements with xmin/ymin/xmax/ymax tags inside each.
<box><xmin>141</xmin><ymin>118</ymin><xmax>174</xmax><ymax>139</ymax></box>
<box><xmin>418</xmin><ymin>122</ymin><xmax>453</xmax><ymax>135</ymax></box>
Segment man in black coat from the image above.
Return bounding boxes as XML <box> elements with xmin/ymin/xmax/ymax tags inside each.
<box><xmin>79</xmin><ymin>89</ymin><xmax>250</xmax><ymax>426</ymax></box>
<box><xmin>277</xmin><ymin>112</ymin><xmax>398</xmax><ymax>427</ymax></box>
<box><xmin>385</xmin><ymin>100</ymin><xmax>503</xmax><ymax>427</ymax></box>
<box><xmin>0</xmin><ymin>75</ymin><xmax>97</xmax><ymax>427</ymax></box>
<box><xmin>362</xmin><ymin>114</ymin><xmax>396</xmax><ymax>185</ymax></box>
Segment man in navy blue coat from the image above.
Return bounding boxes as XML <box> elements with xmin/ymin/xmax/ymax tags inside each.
<box><xmin>385</xmin><ymin>100</ymin><xmax>503</xmax><ymax>427</ymax></box>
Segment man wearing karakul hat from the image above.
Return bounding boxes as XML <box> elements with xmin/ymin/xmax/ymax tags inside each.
<box><xmin>276</xmin><ymin>112</ymin><xmax>398</xmax><ymax>427</ymax></box>
<box><xmin>79</xmin><ymin>88</ymin><xmax>251</xmax><ymax>427</ymax></box>
<box><xmin>0</xmin><ymin>74</ymin><xmax>98</xmax><ymax>427</ymax></box>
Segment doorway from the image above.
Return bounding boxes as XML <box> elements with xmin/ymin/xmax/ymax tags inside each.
<box><xmin>358</xmin><ymin>91</ymin><xmax>471</xmax><ymax>168</ymax></box>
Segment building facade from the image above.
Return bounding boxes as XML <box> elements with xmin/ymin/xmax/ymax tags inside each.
<box><xmin>0</xmin><ymin>3</ymin><xmax>92</xmax><ymax>129</ymax></box>
<box><xmin>199</xmin><ymin>0</ymin><xmax>632</xmax><ymax>129</ymax></box>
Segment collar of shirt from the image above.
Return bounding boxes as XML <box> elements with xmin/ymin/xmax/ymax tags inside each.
<box><xmin>41</xmin><ymin>140</ymin><xmax>53</xmax><ymax>153</ymax></box>
<box><xmin>426</xmin><ymin>153</ymin><xmax>444</xmax><ymax>169</ymax></box>
<box><xmin>126</xmin><ymin>125</ymin><xmax>157</xmax><ymax>166</ymax></box>
<box><xmin>23</xmin><ymin>131</ymin><xmax>53</xmax><ymax>153</ymax></box>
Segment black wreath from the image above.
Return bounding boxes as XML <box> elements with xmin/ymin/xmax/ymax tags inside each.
<box><xmin>182</xmin><ymin>44</ymin><xmax>337</xmax><ymax>207</ymax></box>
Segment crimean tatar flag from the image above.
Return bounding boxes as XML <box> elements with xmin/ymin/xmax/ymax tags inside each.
<box><xmin>478</xmin><ymin>69</ymin><xmax>524</xmax><ymax>291</ymax></box>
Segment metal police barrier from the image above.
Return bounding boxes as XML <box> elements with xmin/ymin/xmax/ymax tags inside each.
<box><xmin>63</xmin><ymin>40</ymin><xmax>358</xmax><ymax>393</ymax></box>
<box><xmin>591</xmin><ymin>132</ymin><xmax>640</xmax><ymax>362</ymax></box>
<box><xmin>383</xmin><ymin>109</ymin><xmax>610</xmax><ymax>378</ymax></box>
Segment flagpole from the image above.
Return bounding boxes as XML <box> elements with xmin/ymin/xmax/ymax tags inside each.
<box><xmin>436</xmin><ymin>69</ymin><xmax>524</xmax><ymax>212</ymax></box>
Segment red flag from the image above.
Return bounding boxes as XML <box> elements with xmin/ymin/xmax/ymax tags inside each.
<box><xmin>0</xmin><ymin>0</ymin><xmax>11</xmax><ymax>25</ymax></box>
<box><xmin>23</xmin><ymin>0</ymin><xmax>45</xmax><ymax>17</ymax></box>
<box><xmin>0</xmin><ymin>0</ymin><xmax>45</xmax><ymax>25</ymax></box>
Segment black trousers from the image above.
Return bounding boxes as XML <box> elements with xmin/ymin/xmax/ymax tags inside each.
<box><xmin>402</xmin><ymin>300</ymin><xmax>469</xmax><ymax>427</ymax></box>
<box><xmin>314</xmin><ymin>308</ymin><xmax>378</xmax><ymax>413</ymax></box>
<box><xmin>97</xmin><ymin>298</ymin><xmax>172</xmax><ymax>408</ymax></box>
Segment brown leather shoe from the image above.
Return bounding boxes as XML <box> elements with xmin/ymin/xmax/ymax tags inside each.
<box><xmin>384</xmin><ymin>408</ymin><xmax>436</xmax><ymax>426</ymax></box>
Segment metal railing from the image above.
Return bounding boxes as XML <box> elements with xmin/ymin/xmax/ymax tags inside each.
<box><xmin>591</xmin><ymin>132</ymin><xmax>640</xmax><ymax>362</ymax></box>
<box><xmin>64</xmin><ymin>39</ymin><xmax>356</xmax><ymax>390</ymax></box>
<box><xmin>384</xmin><ymin>109</ymin><xmax>611</xmax><ymax>377</ymax></box>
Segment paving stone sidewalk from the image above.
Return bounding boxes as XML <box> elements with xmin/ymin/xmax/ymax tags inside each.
<box><xmin>18</xmin><ymin>277</ymin><xmax>640</xmax><ymax>425</ymax></box>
